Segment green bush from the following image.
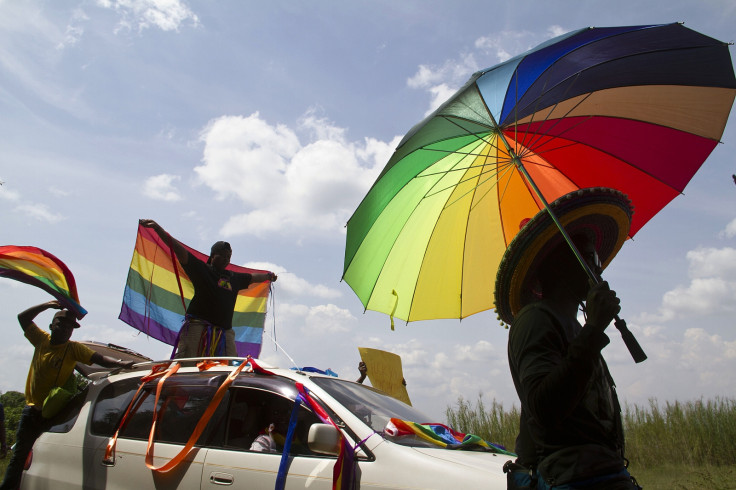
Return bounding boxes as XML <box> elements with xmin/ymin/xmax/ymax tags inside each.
<box><xmin>1</xmin><ymin>391</ymin><xmax>26</xmax><ymax>449</ymax></box>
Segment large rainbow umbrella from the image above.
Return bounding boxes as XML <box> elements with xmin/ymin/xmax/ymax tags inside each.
<box><xmin>343</xmin><ymin>23</ymin><xmax>735</xmax><ymax>324</ymax></box>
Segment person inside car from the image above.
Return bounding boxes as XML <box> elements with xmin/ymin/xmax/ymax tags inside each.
<box><xmin>250</xmin><ymin>422</ymin><xmax>280</xmax><ymax>453</ymax></box>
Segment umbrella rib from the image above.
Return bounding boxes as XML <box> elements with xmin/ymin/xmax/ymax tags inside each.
<box><xmin>480</xmin><ymin>156</ymin><xmax>519</xmax><ymax>211</ymax></box>
<box><xmin>518</xmin><ymin>98</ymin><xmax>594</xmax><ymax>158</ymax></box>
<box><xmin>418</xmin><ymin>158</ymin><xmax>516</xmax><ymax>181</ymax></box>
<box><xmin>518</xmin><ymin>113</ymin><xmax>594</xmax><ymax>161</ymax></box>
<box><xmin>427</xmin><ymin>158</ymin><xmax>517</xmax><ymax>207</ymax></box>
<box><xmin>509</xmin><ymin>63</ymin><xmax>553</xmax><ymax>149</ymax></box>
<box><xmin>512</xmin><ymin>72</ymin><xmax>588</xmax><ymax>155</ymax></box>
<box><xmin>509</xmin><ymin>67</ymin><xmax>562</xmax><ymax>152</ymax></box>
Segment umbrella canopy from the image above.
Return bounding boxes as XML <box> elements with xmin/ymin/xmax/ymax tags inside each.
<box><xmin>343</xmin><ymin>23</ymin><xmax>736</xmax><ymax>323</ymax></box>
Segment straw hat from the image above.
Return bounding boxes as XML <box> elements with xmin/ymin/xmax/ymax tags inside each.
<box><xmin>494</xmin><ymin>187</ymin><xmax>633</xmax><ymax>326</ymax></box>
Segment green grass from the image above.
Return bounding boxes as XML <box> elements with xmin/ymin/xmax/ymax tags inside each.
<box><xmin>624</xmin><ymin>397</ymin><xmax>736</xmax><ymax>468</ymax></box>
<box><xmin>633</xmin><ymin>464</ymin><xmax>736</xmax><ymax>489</ymax></box>
<box><xmin>446</xmin><ymin>396</ymin><xmax>736</xmax><ymax>487</ymax></box>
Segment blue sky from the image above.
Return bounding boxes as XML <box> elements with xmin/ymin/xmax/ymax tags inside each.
<box><xmin>1</xmin><ymin>0</ymin><xmax>735</xmax><ymax>422</ymax></box>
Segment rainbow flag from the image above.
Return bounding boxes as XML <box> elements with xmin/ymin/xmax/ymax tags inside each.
<box><xmin>119</xmin><ymin>224</ymin><xmax>271</xmax><ymax>357</ymax></box>
<box><xmin>385</xmin><ymin>418</ymin><xmax>515</xmax><ymax>455</ymax></box>
<box><xmin>296</xmin><ymin>383</ymin><xmax>356</xmax><ymax>490</ymax></box>
<box><xmin>0</xmin><ymin>245</ymin><xmax>87</xmax><ymax>319</ymax></box>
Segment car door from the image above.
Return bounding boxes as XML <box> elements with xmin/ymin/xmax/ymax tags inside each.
<box><xmin>202</xmin><ymin>381</ymin><xmax>335</xmax><ymax>489</ymax></box>
<box><xmin>88</xmin><ymin>373</ymin><xmax>229</xmax><ymax>490</ymax></box>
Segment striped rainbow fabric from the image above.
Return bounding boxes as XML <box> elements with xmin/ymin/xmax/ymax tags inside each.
<box><xmin>0</xmin><ymin>245</ymin><xmax>87</xmax><ymax>319</ymax></box>
<box><xmin>385</xmin><ymin>418</ymin><xmax>515</xmax><ymax>455</ymax></box>
<box><xmin>118</xmin><ymin>224</ymin><xmax>271</xmax><ymax>357</ymax></box>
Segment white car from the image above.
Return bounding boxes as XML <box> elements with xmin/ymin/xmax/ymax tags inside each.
<box><xmin>21</xmin><ymin>358</ymin><xmax>509</xmax><ymax>489</ymax></box>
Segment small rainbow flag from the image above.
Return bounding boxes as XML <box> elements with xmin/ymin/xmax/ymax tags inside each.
<box><xmin>119</xmin><ymin>224</ymin><xmax>270</xmax><ymax>357</ymax></box>
<box><xmin>0</xmin><ymin>245</ymin><xmax>87</xmax><ymax>319</ymax></box>
<box><xmin>385</xmin><ymin>418</ymin><xmax>515</xmax><ymax>455</ymax></box>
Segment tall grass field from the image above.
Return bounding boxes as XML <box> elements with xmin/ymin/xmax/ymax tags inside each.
<box><xmin>446</xmin><ymin>396</ymin><xmax>736</xmax><ymax>489</ymax></box>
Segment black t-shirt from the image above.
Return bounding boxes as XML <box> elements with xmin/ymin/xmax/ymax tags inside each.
<box><xmin>182</xmin><ymin>252</ymin><xmax>253</xmax><ymax>329</ymax></box>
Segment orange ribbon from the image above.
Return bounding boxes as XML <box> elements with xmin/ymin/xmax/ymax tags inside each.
<box><xmin>144</xmin><ymin>360</ymin><xmax>247</xmax><ymax>473</ymax></box>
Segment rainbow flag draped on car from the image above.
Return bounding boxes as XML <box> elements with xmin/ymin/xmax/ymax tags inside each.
<box><xmin>0</xmin><ymin>245</ymin><xmax>87</xmax><ymax>319</ymax></box>
<box><xmin>385</xmin><ymin>418</ymin><xmax>515</xmax><ymax>455</ymax></box>
<box><xmin>119</xmin><ymin>223</ymin><xmax>271</xmax><ymax>357</ymax></box>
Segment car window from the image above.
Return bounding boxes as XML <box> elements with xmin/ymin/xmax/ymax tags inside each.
<box><xmin>213</xmin><ymin>386</ymin><xmax>325</xmax><ymax>457</ymax></box>
<box><xmin>91</xmin><ymin>373</ymin><xmax>228</xmax><ymax>445</ymax></box>
<box><xmin>311</xmin><ymin>377</ymin><xmax>431</xmax><ymax>435</ymax></box>
<box><xmin>91</xmin><ymin>377</ymin><xmax>141</xmax><ymax>436</ymax></box>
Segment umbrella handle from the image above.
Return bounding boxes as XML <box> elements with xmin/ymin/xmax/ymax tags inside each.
<box><xmin>614</xmin><ymin>317</ymin><xmax>647</xmax><ymax>363</ymax></box>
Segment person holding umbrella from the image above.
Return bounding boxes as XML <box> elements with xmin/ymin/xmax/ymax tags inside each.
<box><xmin>495</xmin><ymin>188</ymin><xmax>641</xmax><ymax>489</ymax></box>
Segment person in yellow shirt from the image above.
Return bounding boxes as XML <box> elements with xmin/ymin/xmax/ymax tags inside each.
<box><xmin>0</xmin><ymin>301</ymin><xmax>134</xmax><ymax>490</ymax></box>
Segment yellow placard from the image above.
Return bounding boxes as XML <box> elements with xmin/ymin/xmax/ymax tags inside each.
<box><xmin>358</xmin><ymin>347</ymin><xmax>411</xmax><ymax>405</ymax></box>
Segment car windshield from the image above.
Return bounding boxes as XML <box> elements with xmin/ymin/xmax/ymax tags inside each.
<box><xmin>311</xmin><ymin>377</ymin><xmax>433</xmax><ymax>437</ymax></box>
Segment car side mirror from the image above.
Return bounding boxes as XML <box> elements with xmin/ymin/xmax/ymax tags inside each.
<box><xmin>307</xmin><ymin>423</ymin><xmax>340</xmax><ymax>456</ymax></box>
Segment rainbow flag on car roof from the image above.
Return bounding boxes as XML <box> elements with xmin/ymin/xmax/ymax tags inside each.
<box><xmin>0</xmin><ymin>245</ymin><xmax>87</xmax><ymax>319</ymax></box>
<box><xmin>119</xmin><ymin>223</ymin><xmax>271</xmax><ymax>357</ymax></box>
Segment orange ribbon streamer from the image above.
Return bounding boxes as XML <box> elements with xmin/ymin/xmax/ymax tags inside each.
<box><xmin>144</xmin><ymin>360</ymin><xmax>248</xmax><ymax>473</ymax></box>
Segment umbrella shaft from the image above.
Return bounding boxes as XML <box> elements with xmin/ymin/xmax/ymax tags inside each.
<box><xmin>513</xmin><ymin>155</ymin><xmax>647</xmax><ymax>364</ymax></box>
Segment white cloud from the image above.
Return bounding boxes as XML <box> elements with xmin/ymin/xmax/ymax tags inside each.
<box><xmin>407</xmin><ymin>54</ymin><xmax>480</xmax><ymax>115</ymax></box>
<box><xmin>195</xmin><ymin>112</ymin><xmax>393</xmax><ymax>239</ymax></box>
<box><xmin>409</xmin><ymin>25</ymin><xmax>568</xmax><ymax>118</ymax></box>
<box><xmin>0</xmin><ymin>185</ymin><xmax>66</xmax><ymax>224</ymax></box>
<box><xmin>474</xmin><ymin>26</ymin><xmax>567</xmax><ymax>64</ymax></box>
<box><xmin>243</xmin><ymin>261</ymin><xmax>342</xmax><ymax>300</ymax></box>
<box><xmin>660</xmin><ymin>278</ymin><xmax>736</xmax><ymax>319</ymax></box>
<box><xmin>636</xmin><ymin>246</ymin><xmax>736</xmax><ymax>323</ymax></box>
<box><xmin>56</xmin><ymin>9</ymin><xmax>89</xmax><ymax>50</ymax></box>
<box><xmin>613</xmin><ymin>326</ymin><xmax>736</xmax><ymax>403</ymax></box>
<box><xmin>302</xmin><ymin>304</ymin><xmax>355</xmax><ymax>335</ymax></box>
<box><xmin>720</xmin><ymin>217</ymin><xmax>736</xmax><ymax>238</ymax></box>
<box><xmin>142</xmin><ymin>173</ymin><xmax>182</xmax><ymax>201</ymax></box>
<box><xmin>0</xmin><ymin>187</ymin><xmax>20</xmax><ymax>201</ymax></box>
<box><xmin>15</xmin><ymin>203</ymin><xmax>66</xmax><ymax>223</ymax></box>
<box><xmin>0</xmin><ymin>3</ymin><xmax>97</xmax><ymax>120</ymax></box>
<box><xmin>48</xmin><ymin>186</ymin><xmax>73</xmax><ymax>198</ymax></box>
<box><xmin>686</xmin><ymin>247</ymin><xmax>736</xmax><ymax>278</ymax></box>
<box><xmin>547</xmin><ymin>25</ymin><xmax>567</xmax><ymax>38</ymax></box>
<box><xmin>474</xmin><ymin>30</ymin><xmax>535</xmax><ymax>63</ymax></box>
<box><xmin>97</xmin><ymin>0</ymin><xmax>200</xmax><ymax>32</ymax></box>
<box><xmin>452</xmin><ymin>340</ymin><xmax>496</xmax><ymax>362</ymax></box>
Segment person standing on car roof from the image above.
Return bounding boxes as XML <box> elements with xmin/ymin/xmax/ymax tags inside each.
<box><xmin>140</xmin><ymin>219</ymin><xmax>277</xmax><ymax>359</ymax></box>
<box><xmin>0</xmin><ymin>300</ymin><xmax>134</xmax><ymax>490</ymax></box>
<box><xmin>495</xmin><ymin>189</ymin><xmax>641</xmax><ymax>489</ymax></box>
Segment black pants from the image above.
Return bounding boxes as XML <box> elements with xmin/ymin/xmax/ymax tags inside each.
<box><xmin>0</xmin><ymin>406</ymin><xmax>45</xmax><ymax>490</ymax></box>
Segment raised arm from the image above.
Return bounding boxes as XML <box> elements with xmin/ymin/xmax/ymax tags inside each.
<box><xmin>251</xmin><ymin>271</ymin><xmax>278</xmax><ymax>283</ymax></box>
<box><xmin>357</xmin><ymin>361</ymin><xmax>367</xmax><ymax>384</ymax></box>
<box><xmin>139</xmin><ymin>219</ymin><xmax>188</xmax><ymax>265</ymax></box>
<box><xmin>18</xmin><ymin>300</ymin><xmax>62</xmax><ymax>331</ymax></box>
<box><xmin>90</xmin><ymin>353</ymin><xmax>135</xmax><ymax>370</ymax></box>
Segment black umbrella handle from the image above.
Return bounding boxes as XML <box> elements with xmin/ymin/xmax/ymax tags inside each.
<box><xmin>614</xmin><ymin>316</ymin><xmax>647</xmax><ymax>363</ymax></box>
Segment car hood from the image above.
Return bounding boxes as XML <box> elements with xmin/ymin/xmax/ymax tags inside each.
<box><xmin>410</xmin><ymin>446</ymin><xmax>509</xmax><ymax>472</ymax></box>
